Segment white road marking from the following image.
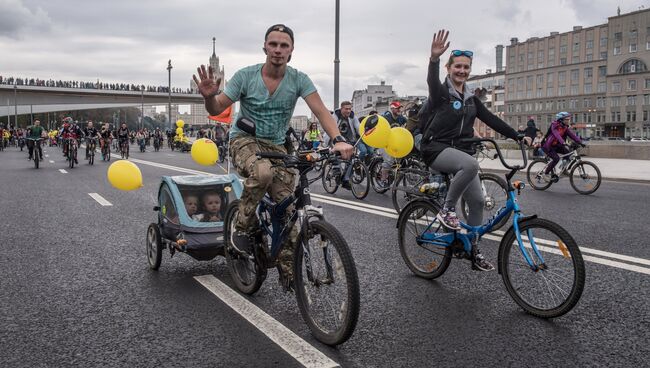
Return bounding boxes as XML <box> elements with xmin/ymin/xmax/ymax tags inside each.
<box><xmin>194</xmin><ymin>275</ymin><xmax>339</xmax><ymax>368</ymax></box>
<box><xmin>59</xmin><ymin>169</ymin><xmax>67</xmax><ymax>174</ymax></box>
<box><xmin>45</xmin><ymin>154</ymin><xmax>49</xmax><ymax>158</ymax></box>
<box><xmin>49</xmin><ymin>160</ymin><xmax>54</xmax><ymax>164</ymax></box>
<box><xmin>127</xmin><ymin>157</ymin><xmax>650</xmax><ymax>276</ymax></box>
<box><xmin>88</xmin><ymin>193</ymin><xmax>113</xmax><ymax>206</ymax></box>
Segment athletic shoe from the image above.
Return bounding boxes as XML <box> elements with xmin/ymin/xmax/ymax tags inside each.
<box><xmin>473</xmin><ymin>249</ymin><xmax>495</xmax><ymax>271</ymax></box>
<box><xmin>436</xmin><ymin>208</ymin><xmax>461</xmax><ymax>230</ymax></box>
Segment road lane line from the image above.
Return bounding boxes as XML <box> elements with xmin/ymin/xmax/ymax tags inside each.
<box><xmin>59</xmin><ymin>169</ymin><xmax>67</xmax><ymax>174</ymax></box>
<box><xmin>45</xmin><ymin>154</ymin><xmax>49</xmax><ymax>158</ymax></box>
<box><xmin>194</xmin><ymin>275</ymin><xmax>339</xmax><ymax>368</ymax></box>
<box><xmin>126</xmin><ymin>157</ymin><xmax>650</xmax><ymax>275</ymax></box>
<box><xmin>49</xmin><ymin>160</ymin><xmax>54</xmax><ymax>163</ymax></box>
<box><xmin>88</xmin><ymin>193</ymin><xmax>113</xmax><ymax>206</ymax></box>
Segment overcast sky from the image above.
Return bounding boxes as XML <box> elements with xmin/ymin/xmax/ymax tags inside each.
<box><xmin>1</xmin><ymin>0</ymin><xmax>646</xmax><ymax>115</ymax></box>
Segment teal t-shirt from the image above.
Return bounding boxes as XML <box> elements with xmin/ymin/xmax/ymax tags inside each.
<box><xmin>225</xmin><ymin>64</ymin><xmax>317</xmax><ymax>145</ymax></box>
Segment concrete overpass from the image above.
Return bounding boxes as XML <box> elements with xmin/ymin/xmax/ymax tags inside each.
<box><xmin>0</xmin><ymin>84</ymin><xmax>204</xmax><ymax>117</ymax></box>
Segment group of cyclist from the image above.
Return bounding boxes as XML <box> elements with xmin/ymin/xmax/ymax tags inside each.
<box><xmin>192</xmin><ymin>24</ymin><xmax>589</xmax><ymax>282</ymax></box>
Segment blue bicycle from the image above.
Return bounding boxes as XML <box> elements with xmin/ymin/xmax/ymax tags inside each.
<box><xmin>223</xmin><ymin>146</ymin><xmax>360</xmax><ymax>346</ymax></box>
<box><xmin>397</xmin><ymin>138</ymin><xmax>585</xmax><ymax>318</ymax></box>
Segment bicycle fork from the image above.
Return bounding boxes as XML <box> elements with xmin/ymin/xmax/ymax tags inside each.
<box><xmin>511</xmin><ymin>193</ymin><xmax>547</xmax><ymax>271</ymax></box>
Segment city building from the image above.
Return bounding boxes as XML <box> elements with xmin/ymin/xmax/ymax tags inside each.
<box><xmin>467</xmin><ymin>69</ymin><xmax>506</xmax><ymax>138</ymax></box>
<box><xmin>290</xmin><ymin>115</ymin><xmax>310</xmax><ymax>133</ymax></box>
<box><xmin>188</xmin><ymin>38</ymin><xmax>227</xmax><ymax>127</ymax></box>
<box><xmin>351</xmin><ymin>81</ymin><xmax>397</xmax><ymax>116</ymax></box>
<box><xmin>504</xmin><ymin>8</ymin><xmax>650</xmax><ymax>138</ymax></box>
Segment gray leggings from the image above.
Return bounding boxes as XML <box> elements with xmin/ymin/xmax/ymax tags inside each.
<box><xmin>429</xmin><ymin>148</ymin><xmax>484</xmax><ymax>226</ymax></box>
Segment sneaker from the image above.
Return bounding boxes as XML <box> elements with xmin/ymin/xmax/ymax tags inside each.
<box><xmin>436</xmin><ymin>207</ymin><xmax>460</xmax><ymax>230</ymax></box>
<box><xmin>231</xmin><ymin>231</ymin><xmax>253</xmax><ymax>254</ymax></box>
<box><xmin>473</xmin><ymin>249</ymin><xmax>495</xmax><ymax>272</ymax></box>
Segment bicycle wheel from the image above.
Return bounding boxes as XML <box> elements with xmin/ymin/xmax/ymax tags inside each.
<box><xmin>34</xmin><ymin>150</ymin><xmax>40</xmax><ymax>169</ymax></box>
<box><xmin>89</xmin><ymin>150</ymin><xmax>94</xmax><ymax>165</ymax></box>
<box><xmin>461</xmin><ymin>173</ymin><xmax>510</xmax><ymax>232</ymax></box>
<box><xmin>526</xmin><ymin>159</ymin><xmax>553</xmax><ymax>191</ymax></box>
<box><xmin>224</xmin><ymin>200</ymin><xmax>265</xmax><ymax>295</ymax></box>
<box><xmin>294</xmin><ymin>220</ymin><xmax>360</xmax><ymax>346</ymax></box>
<box><xmin>368</xmin><ymin>159</ymin><xmax>390</xmax><ymax>194</ymax></box>
<box><xmin>349</xmin><ymin>160</ymin><xmax>369</xmax><ymax>200</ymax></box>
<box><xmin>391</xmin><ymin>168</ymin><xmax>430</xmax><ymax>213</ymax></box>
<box><xmin>146</xmin><ymin>223</ymin><xmax>163</xmax><ymax>270</ymax></box>
<box><xmin>321</xmin><ymin>162</ymin><xmax>339</xmax><ymax>194</ymax></box>
<box><xmin>499</xmin><ymin>218</ymin><xmax>585</xmax><ymax>318</ymax></box>
<box><xmin>398</xmin><ymin>200</ymin><xmax>452</xmax><ymax>279</ymax></box>
<box><xmin>68</xmin><ymin>148</ymin><xmax>74</xmax><ymax>169</ymax></box>
<box><xmin>569</xmin><ymin>161</ymin><xmax>601</xmax><ymax>195</ymax></box>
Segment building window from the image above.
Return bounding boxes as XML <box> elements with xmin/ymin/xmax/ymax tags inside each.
<box><xmin>570</xmin><ymin>85</ymin><xmax>579</xmax><ymax>95</ymax></box>
<box><xmin>570</xmin><ymin>69</ymin><xmax>579</xmax><ymax>83</ymax></box>
<box><xmin>647</xmin><ymin>41</ymin><xmax>650</xmax><ymax>50</ymax></box>
<box><xmin>546</xmin><ymin>101</ymin><xmax>554</xmax><ymax>110</ymax></box>
<box><xmin>584</xmin><ymin>83</ymin><xmax>592</xmax><ymax>94</ymax></box>
<box><xmin>630</xmin><ymin>44</ymin><xmax>637</xmax><ymax>53</ymax></box>
<box><xmin>538</xmin><ymin>50</ymin><xmax>544</xmax><ymax>61</ymax></box>
<box><xmin>646</xmin><ymin>79</ymin><xmax>650</xmax><ymax>89</ymax></box>
<box><xmin>627</xmin><ymin>95</ymin><xmax>636</xmax><ymax>106</ymax></box>
<box><xmin>572</xmin><ymin>56</ymin><xmax>580</xmax><ymax>63</ymax></box>
<box><xmin>600</xmin><ymin>36</ymin><xmax>607</xmax><ymax>47</ymax></box>
<box><xmin>558</xmin><ymin>71</ymin><xmax>566</xmax><ymax>83</ymax></box>
<box><xmin>547</xmin><ymin>87</ymin><xmax>554</xmax><ymax>97</ymax></box>
<box><xmin>586</xmin><ymin>54</ymin><xmax>593</xmax><ymax>61</ymax></box>
<box><xmin>618</xmin><ymin>59</ymin><xmax>648</xmax><ymax>74</ymax></box>
<box><xmin>558</xmin><ymin>100</ymin><xmax>566</xmax><ymax>109</ymax></box>
<box><xmin>583</xmin><ymin>98</ymin><xmax>592</xmax><ymax>107</ymax></box>
<box><xmin>644</xmin><ymin>110</ymin><xmax>649</xmax><ymax>121</ymax></box>
<box><xmin>586</xmin><ymin>40</ymin><xmax>593</xmax><ymax>49</ymax></box>
<box><xmin>560</xmin><ymin>45</ymin><xmax>567</xmax><ymax>53</ymax></box>
<box><xmin>573</xmin><ymin>43</ymin><xmax>580</xmax><ymax>52</ymax></box>
<box><xmin>626</xmin><ymin>111</ymin><xmax>636</xmax><ymax>122</ymax></box>
<box><xmin>536</xmin><ymin>74</ymin><xmax>544</xmax><ymax>85</ymax></box>
<box><xmin>644</xmin><ymin>94</ymin><xmax>650</xmax><ymax>105</ymax></box>
<box><xmin>584</xmin><ymin>67</ymin><xmax>593</xmax><ymax>79</ymax></box>
<box><xmin>598</xmin><ymin>66</ymin><xmax>607</xmax><ymax>77</ymax></box>
<box><xmin>613</xmin><ymin>46</ymin><xmax>621</xmax><ymax>55</ymax></box>
<box><xmin>596</xmin><ymin>97</ymin><xmax>606</xmax><ymax>107</ymax></box>
<box><xmin>598</xmin><ymin>81</ymin><xmax>607</xmax><ymax>92</ymax></box>
<box><xmin>628</xmin><ymin>80</ymin><xmax>637</xmax><ymax>91</ymax></box>
<box><xmin>569</xmin><ymin>99</ymin><xmax>578</xmax><ymax>109</ymax></box>
<box><xmin>600</xmin><ymin>51</ymin><xmax>608</xmax><ymax>60</ymax></box>
<box><xmin>630</xmin><ymin>29</ymin><xmax>637</xmax><ymax>39</ymax></box>
<box><xmin>536</xmin><ymin>89</ymin><xmax>544</xmax><ymax>98</ymax></box>
<box><xmin>611</xmin><ymin>81</ymin><xmax>621</xmax><ymax>92</ymax></box>
<box><xmin>547</xmin><ymin>72</ymin><xmax>554</xmax><ymax>86</ymax></box>
<box><xmin>614</xmin><ymin>32</ymin><xmax>622</xmax><ymax>41</ymax></box>
<box><xmin>560</xmin><ymin>58</ymin><xmax>567</xmax><ymax>65</ymax></box>
<box><xmin>610</xmin><ymin>96</ymin><xmax>621</xmax><ymax>107</ymax></box>
<box><xmin>558</xmin><ymin>86</ymin><xmax>566</xmax><ymax>96</ymax></box>
<box><xmin>367</xmin><ymin>96</ymin><xmax>372</xmax><ymax>102</ymax></box>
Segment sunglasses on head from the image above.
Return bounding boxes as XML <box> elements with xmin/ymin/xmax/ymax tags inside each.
<box><xmin>451</xmin><ymin>50</ymin><xmax>473</xmax><ymax>58</ymax></box>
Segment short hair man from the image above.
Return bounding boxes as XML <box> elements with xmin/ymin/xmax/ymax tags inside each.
<box><xmin>193</xmin><ymin>24</ymin><xmax>353</xmax><ymax>290</ymax></box>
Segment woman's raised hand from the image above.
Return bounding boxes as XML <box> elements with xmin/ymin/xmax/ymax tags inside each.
<box><xmin>430</xmin><ymin>29</ymin><xmax>450</xmax><ymax>62</ymax></box>
<box><xmin>192</xmin><ymin>65</ymin><xmax>221</xmax><ymax>99</ymax></box>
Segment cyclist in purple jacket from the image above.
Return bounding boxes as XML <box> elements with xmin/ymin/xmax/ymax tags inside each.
<box><xmin>542</xmin><ymin>112</ymin><xmax>585</xmax><ymax>181</ymax></box>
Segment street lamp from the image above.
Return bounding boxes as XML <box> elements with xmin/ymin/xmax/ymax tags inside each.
<box><xmin>333</xmin><ymin>0</ymin><xmax>340</xmax><ymax>110</ymax></box>
<box><xmin>14</xmin><ymin>83</ymin><xmax>17</xmax><ymax>129</ymax></box>
<box><xmin>167</xmin><ymin>60</ymin><xmax>173</xmax><ymax>129</ymax></box>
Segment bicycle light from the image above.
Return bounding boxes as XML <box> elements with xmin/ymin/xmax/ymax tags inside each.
<box><xmin>513</xmin><ymin>180</ymin><xmax>525</xmax><ymax>193</ymax></box>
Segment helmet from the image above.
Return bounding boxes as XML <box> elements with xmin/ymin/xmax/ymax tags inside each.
<box><xmin>555</xmin><ymin>112</ymin><xmax>571</xmax><ymax>121</ymax></box>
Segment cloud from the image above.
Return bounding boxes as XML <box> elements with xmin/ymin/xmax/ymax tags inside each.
<box><xmin>384</xmin><ymin>62</ymin><xmax>418</xmax><ymax>77</ymax></box>
<box><xmin>0</xmin><ymin>0</ymin><xmax>52</xmax><ymax>38</ymax></box>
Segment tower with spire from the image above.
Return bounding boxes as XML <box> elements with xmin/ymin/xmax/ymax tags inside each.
<box><xmin>189</xmin><ymin>37</ymin><xmax>228</xmax><ymax>126</ymax></box>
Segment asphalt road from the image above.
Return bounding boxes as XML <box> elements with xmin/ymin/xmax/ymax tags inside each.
<box><xmin>1</xmin><ymin>143</ymin><xmax>648</xmax><ymax>368</ymax></box>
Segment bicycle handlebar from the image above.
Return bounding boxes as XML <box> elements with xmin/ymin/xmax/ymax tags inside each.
<box><xmin>459</xmin><ymin>137</ymin><xmax>528</xmax><ymax>171</ymax></box>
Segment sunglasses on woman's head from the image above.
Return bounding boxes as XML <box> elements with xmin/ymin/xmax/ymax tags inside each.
<box><xmin>451</xmin><ymin>50</ymin><xmax>473</xmax><ymax>58</ymax></box>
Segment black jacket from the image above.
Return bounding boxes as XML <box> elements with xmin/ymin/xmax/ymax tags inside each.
<box><xmin>420</xmin><ymin>60</ymin><xmax>519</xmax><ymax>166</ymax></box>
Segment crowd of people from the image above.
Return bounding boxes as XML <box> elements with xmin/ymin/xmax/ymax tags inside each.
<box><xmin>0</xmin><ymin>76</ymin><xmax>194</xmax><ymax>94</ymax></box>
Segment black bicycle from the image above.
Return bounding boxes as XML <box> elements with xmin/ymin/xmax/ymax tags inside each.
<box><xmin>27</xmin><ymin>138</ymin><xmax>43</xmax><ymax>169</ymax></box>
<box><xmin>321</xmin><ymin>149</ymin><xmax>370</xmax><ymax>200</ymax></box>
<box><xmin>64</xmin><ymin>138</ymin><xmax>78</xmax><ymax>169</ymax></box>
<box><xmin>223</xmin><ymin>118</ymin><xmax>359</xmax><ymax>346</ymax></box>
<box><xmin>119</xmin><ymin>138</ymin><xmax>129</xmax><ymax>159</ymax></box>
<box><xmin>86</xmin><ymin>137</ymin><xmax>97</xmax><ymax>165</ymax></box>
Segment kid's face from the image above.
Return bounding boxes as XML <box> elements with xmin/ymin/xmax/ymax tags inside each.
<box><xmin>203</xmin><ymin>194</ymin><xmax>221</xmax><ymax>214</ymax></box>
<box><xmin>184</xmin><ymin>196</ymin><xmax>199</xmax><ymax>216</ymax></box>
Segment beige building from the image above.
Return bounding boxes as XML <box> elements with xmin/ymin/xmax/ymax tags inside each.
<box><xmin>504</xmin><ymin>8</ymin><xmax>650</xmax><ymax>139</ymax></box>
<box><xmin>351</xmin><ymin>81</ymin><xmax>397</xmax><ymax>116</ymax></box>
<box><xmin>467</xmin><ymin>70</ymin><xmax>506</xmax><ymax>138</ymax></box>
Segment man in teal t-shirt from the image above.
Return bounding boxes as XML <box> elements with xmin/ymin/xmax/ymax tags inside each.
<box><xmin>193</xmin><ymin>24</ymin><xmax>353</xmax><ymax>290</ymax></box>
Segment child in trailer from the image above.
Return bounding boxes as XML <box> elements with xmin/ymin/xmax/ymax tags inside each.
<box><xmin>197</xmin><ymin>192</ymin><xmax>223</xmax><ymax>222</ymax></box>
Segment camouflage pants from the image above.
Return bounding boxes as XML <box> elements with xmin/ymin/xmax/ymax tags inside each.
<box><xmin>229</xmin><ymin>136</ymin><xmax>299</xmax><ymax>278</ymax></box>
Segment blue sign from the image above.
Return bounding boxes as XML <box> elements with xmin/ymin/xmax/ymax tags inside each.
<box><xmin>453</xmin><ymin>101</ymin><xmax>462</xmax><ymax>110</ymax></box>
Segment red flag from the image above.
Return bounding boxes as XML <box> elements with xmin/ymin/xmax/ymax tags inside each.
<box><xmin>208</xmin><ymin>105</ymin><xmax>232</xmax><ymax>124</ymax></box>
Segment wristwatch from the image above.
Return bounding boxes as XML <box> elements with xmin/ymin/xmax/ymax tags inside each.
<box><xmin>332</xmin><ymin>135</ymin><xmax>346</xmax><ymax>144</ymax></box>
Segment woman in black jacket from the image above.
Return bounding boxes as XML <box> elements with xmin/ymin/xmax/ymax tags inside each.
<box><xmin>420</xmin><ymin>29</ymin><xmax>530</xmax><ymax>271</ymax></box>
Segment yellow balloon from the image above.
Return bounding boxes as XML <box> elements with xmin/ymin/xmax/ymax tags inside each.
<box><xmin>176</xmin><ymin>120</ymin><xmax>185</xmax><ymax>128</ymax></box>
<box><xmin>191</xmin><ymin>138</ymin><xmax>219</xmax><ymax>165</ymax></box>
<box><xmin>359</xmin><ymin>115</ymin><xmax>391</xmax><ymax>148</ymax></box>
<box><xmin>175</xmin><ymin>127</ymin><xmax>183</xmax><ymax>135</ymax></box>
<box><xmin>385</xmin><ymin>127</ymin><xmax>414</xmax><ymax>158</ymax></box>
<box><xmin>107</xmin><ymin>160</ymin><xmax>143</xmax><ymax>191</ymax></box>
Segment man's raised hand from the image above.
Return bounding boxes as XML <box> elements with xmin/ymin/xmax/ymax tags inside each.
<box><xmin>192</xmin><ymin>65</ymin><xmax>221</xmax><ymax>99</ymax></box>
